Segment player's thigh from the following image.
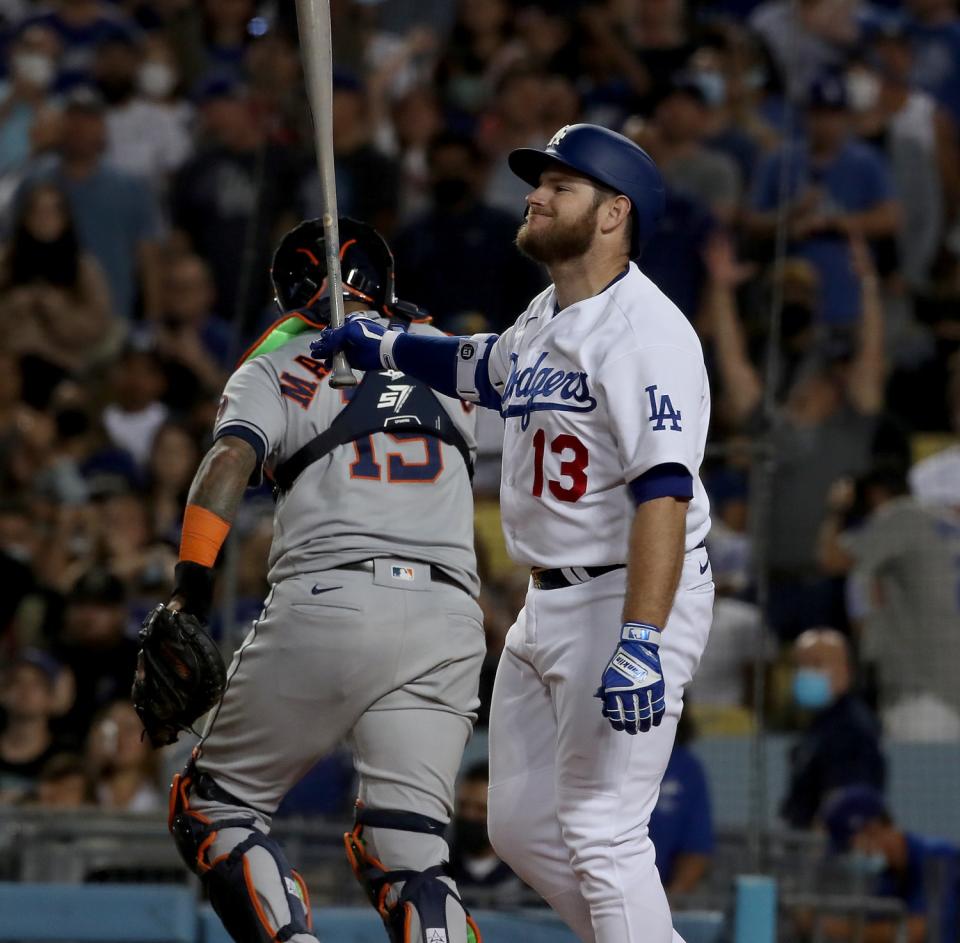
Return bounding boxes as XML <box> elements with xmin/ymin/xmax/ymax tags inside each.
<box><xmin>542</xmin><ymin>564</ymin><xmax>712</xmax><ymax>795</ymax></box>
<box><xmin>397</xmin><ymin>583</ymin><xmax>487</xmax><ymax>718</ymax></box>
<box><xmin>198</xmin><ymin>572</ymin><xmax>406</xmax><ymax>810</ymax></box>
<box><xmin>352</xmin><ymin>585</ymin><xmax>486</xmax><ymax>817</ymax></box>
<box><xmin>352</xmin><ymin>705</ymin><xmax>472</xmax><ymax>824</ymax></box>
<box><xmin>488</xmin><ymin>609</ymin><xmax>558</xmax><ymax>788</ymax></box>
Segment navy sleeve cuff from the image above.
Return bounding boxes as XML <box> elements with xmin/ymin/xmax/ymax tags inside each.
<box><xmin>629</xmin><ymin>463</ymin><xmax>693</xmax><ymax>505</ymax></box>
<box><xmin>392</xmin><ymin>332</ymin><xmax>461</xmax><ymax>399</ymax></box>
<box><xmin>215</xmin><ymin>423</ymin><xmax>267</xmax><ymax>468</ymax></box>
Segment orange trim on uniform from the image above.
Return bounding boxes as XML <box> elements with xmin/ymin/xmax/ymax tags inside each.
<box><xmin>179</xmin><ymin>504</ymin><xmax>231</xmax><ymax>568</ymax></box>
<box><xmin>196</xmin><ymin>832</ymin><xmax>218</xmax><ymax>873</ymax></box>
<box><xmin>292</xmin><ymin>870</ymin><xmax>312</xmax><ymax>928</ymax></box>
<box><xmin>243</xmin><ymin>855</ymin><xmax>277</xmax><ymax>939</ymax></box>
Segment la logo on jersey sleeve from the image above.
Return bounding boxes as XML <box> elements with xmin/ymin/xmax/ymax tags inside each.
<box><xmin>645</xmin><ymin>384</ymin><xmax>682</xmax><ymax>431</ymax></box>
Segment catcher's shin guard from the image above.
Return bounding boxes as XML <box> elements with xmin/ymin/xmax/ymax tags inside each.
<box><xmin>344</xmin><ymin>806</ymin><xmax>481</xmax><ymax>943</ymax></box>
<box><xmin>169</xmin><ymin>764</ymin><xmax>314</xmax><ymax>943</ymax></box>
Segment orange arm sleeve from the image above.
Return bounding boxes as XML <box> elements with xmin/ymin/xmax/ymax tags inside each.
<box><xmin>179</xmin><ymin>504</ymin><xmax>231</xmax><ymax>568</ymax></box>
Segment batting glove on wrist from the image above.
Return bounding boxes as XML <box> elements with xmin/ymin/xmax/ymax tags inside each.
<box><xmin>310</xmin><ymin>314</ymin><xmax>389</xmax><ymax>372</ymax></box>
<box><xmin>594</xmin><ymin>623</ymin><xmax>665</xmax><ymax>735</ymax></box>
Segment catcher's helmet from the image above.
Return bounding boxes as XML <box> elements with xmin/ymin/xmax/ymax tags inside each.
<box><xmin>508</xmin><ymin>123</ymin><xmax>665</xmax><ymax>257</ymax></box>
<box><xmin>270</xmin><ymin>217</ymin><xmax>397</xmax><ymax>315</ymax></box>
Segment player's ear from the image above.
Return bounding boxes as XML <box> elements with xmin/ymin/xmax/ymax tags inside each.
<box><xmin>600</xmin><ymin>194</ymin><xmax>632</xmax><ymax>240</ymax></box>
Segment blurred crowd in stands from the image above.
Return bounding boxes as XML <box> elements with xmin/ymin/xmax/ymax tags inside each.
<box><xmin>1</xmin><ymin>0</ymin><xmax>960</xmax><ymax>932</ymax></box>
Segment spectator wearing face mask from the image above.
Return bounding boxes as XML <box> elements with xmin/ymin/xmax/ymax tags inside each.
<box><xmin>447</xmin><ymin>761</ymin><xmax>525</xmax><ymax>907</ymax></box>
<box><xmin>0</xmin><ymin>26</ymin><xmax>61</xmax><ymax>178</ymax></box>
<box><xmin>814</xmin><ymin>786</ymin><xmax>960</xmax><ymax>943</ymax></box>
<box><xmin>779</xmin><ymin>627</ymin><xmax>885</xmax><ymax>830</ymax></box>
<box><xmin>14</xmin><ymin>0</ymin><xmax>139</xmax><ymax>91</ymax></box>
<box><xmin>847</xmin><ymin>21</ymin><xmax>959</xmax><ymax>289</ymax></box>
<box><xmin>93</xmin><ymin>35</ymin><xmax>193</xmax><ymax>189</ymax></box>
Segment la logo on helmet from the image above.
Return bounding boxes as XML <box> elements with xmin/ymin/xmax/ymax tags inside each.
<box><xmin>549</xmin><ymin>125</ymin><xmax>571</xmax><ymax>148</ymax></box>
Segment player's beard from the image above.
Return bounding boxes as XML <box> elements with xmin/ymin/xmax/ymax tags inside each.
<box><xmin>516</xmin><ymin>204</ymin><xmax>598</xmax><ymax>265</ymax></box>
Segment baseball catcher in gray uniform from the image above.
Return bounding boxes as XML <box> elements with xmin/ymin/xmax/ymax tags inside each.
<box><xmin>135</xmin><ymin>219</ymin><xmax>486</xmax><ymax>943</ymax></box>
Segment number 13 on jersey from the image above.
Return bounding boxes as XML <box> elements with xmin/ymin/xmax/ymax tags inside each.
<box><xmin>531</xmin><ymin>429</ymin><xmax>589</xmax><ymax>503</ymax></box>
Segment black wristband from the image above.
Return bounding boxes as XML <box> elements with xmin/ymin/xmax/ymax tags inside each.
<box><xmin>171</xmin><ymin>561</ymin><xmax>215</xmax><ymax>621</ymax></box>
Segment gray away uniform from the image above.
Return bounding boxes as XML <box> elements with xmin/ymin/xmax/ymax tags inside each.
<box><xmin>182</xmin><ymin>316</ymin><xmax>485</xmax><ymax>943</ymax></box>
<box><xmin>843</xmin><ymin>498</ymin><xmax>960</xmax><ymax>734</ymax></box>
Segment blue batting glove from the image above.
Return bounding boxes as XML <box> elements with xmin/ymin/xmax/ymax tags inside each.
<box><xmin>594</xmin><ymin>623</ymin><xmax>665</xmax><ymax>735</ymax></box>
<box><xmin>309</xmin><ymin>314</ymin><xmax>389</xmax><ymax>372</ymax></box>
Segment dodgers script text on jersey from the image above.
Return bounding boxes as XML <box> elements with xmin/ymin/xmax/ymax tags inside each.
<box><xmin>458</xmin><ymin>262</ymin><xmax>711</xmax><ymax>568</ymax></box>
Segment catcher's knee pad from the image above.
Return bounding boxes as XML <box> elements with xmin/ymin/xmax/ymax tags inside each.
<box><xmin>169</xmin><ymin>765</ymin><xmax>313</xmax><ymax>943</ymax></box>
<box><xmin>344</xmin><ymin>806</ymin><xmax>481</xmax><ymax>943</ymax></box>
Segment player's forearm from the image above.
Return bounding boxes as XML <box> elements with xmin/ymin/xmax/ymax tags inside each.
<box><xmin>388</xmin><ymin>331</ymin><xmax>503</xmax><ymax>410</ymax></box>
<box><xmin>170</xmin><ymin>436</ymin><xmax>257</xmax><ymax>616</ymax></box>
<box><xmin>185</xmin><ymin>436</ymin><xmax>257</xmax><ymax>523</ymax></box>
<box><xmin>387</xmin><ymin>332</ymin><xmax>462</xmax><ymax>399</ymax></box>
<box><xmin>622</xmin><ymin>497</ymin><xmax>688</xmax><ymax>628</ymax></box>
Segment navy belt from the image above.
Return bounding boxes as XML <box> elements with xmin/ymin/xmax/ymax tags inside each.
<box><xmin>530</xmin><ymin>564</ymin><xmax>625</xmax><ymax>591</ymax></box>
<box><xmin>531</xmin><ymin>541</ymin><xmax>706</xmax><ymax>591</ymax></box>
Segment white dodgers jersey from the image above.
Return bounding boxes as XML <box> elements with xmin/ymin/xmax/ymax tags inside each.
<box><xmin>460</xmin><ymin>263</ymin><xmax>710</xmax><ymax>568</ymax></box>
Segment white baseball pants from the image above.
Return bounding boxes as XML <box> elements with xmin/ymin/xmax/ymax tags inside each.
<box><xmin>488</xmin><ymin>549</ymin><xmax>714</xmax><ymax>943</ymax></box>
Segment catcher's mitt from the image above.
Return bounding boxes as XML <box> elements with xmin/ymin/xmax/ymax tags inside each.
<box><xmin>131</xmin><ymin>604</ymin><xmax>227</xmax><ymax>747</ymax></box>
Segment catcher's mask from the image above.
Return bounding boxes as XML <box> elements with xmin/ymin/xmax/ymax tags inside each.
<box><xmin>270</xmin><ymin>216</ymin><xmax>401</xmax><ymax>319</ymax></box>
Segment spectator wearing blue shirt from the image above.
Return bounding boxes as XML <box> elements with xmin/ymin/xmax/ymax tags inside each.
<box><xmin>648</xmin><ymin>711</ymin><xmax>714</xmax><ymax>896</ymax></box>
<box><xmin>0</xmin><ymin>26</ymin><xmax>60</xmax><ymax>177</ymax></box>
<box><xmin>781</xmin><ymin>629</ymin><xmax>885</xmax><ymax>829</ymax></box>
<box><xmin>746</xmin><ymin>73</ymin><xmax>900</xmax><ymax>326</ymax></box>
<box><xmin>22</xmin><ymin>86</ymin><xmax>162</xmax><ymax>320</ymax></box>
<box><xmin>820</xmin><ymin>785</ymin><xmax>960</xmax><ymax>943</ymax></box>
<box><xmin>908</xmin><ymin>0</ymin><xmax>960</xmax><ymax>128</ymax></box>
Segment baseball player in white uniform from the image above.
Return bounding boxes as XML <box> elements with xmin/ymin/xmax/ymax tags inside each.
<box><xmin>313</xmin><ymin>125</ymin><xmax>714</xmax><ymax>943</ymax></box>
<box><xmin>162</xmin><ymin>219</ymin><xmax>486</xmax><ymax>943</ymax></box>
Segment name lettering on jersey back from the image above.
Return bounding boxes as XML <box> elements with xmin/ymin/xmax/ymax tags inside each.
<box><xmin>278</xmin><ymin>355</ymin><xmax>330</xmax><ymax>409</ymax></box>
<box><xmin>501</xmin><ymin>351</ymin><xmax>597</xmax><ymax>430</ymax></box>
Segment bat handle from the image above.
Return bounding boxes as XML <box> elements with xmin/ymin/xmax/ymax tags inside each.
<box><xmin>329</xmin><ymin>351</ymin><xmax>356</xmax><ymax>388</ymax></box>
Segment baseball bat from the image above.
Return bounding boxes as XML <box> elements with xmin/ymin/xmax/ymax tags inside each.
<box><xmin>295</xmin><ymin>0</ymin><xmax>356</xmax><ymax>388</ymax></box>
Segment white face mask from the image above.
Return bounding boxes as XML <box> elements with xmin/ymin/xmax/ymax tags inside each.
<box><xmin>12</xmin><ymin>51</ymin><xmax>56</xmax><ymax>90</ymax></box>
<box><xmin>137</xmin><ymin>62</ymin><xmax>177</xmax><ymax>100</ymax></box>
<box><xmin>846</xmin><ymin>70</ymin><xmax>881</xmax><ymax>112</ymax></box>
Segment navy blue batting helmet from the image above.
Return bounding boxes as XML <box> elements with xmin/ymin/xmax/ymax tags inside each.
<box><xmin>508</xmin><ymin>124</ymin><xmax>665</xmax><ymax>257</ymax></box>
